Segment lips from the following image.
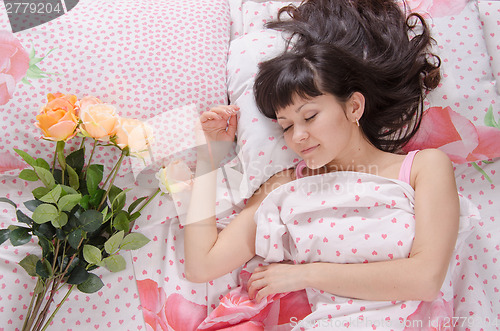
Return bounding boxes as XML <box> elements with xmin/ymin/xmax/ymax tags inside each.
<box><xmin>301</xmin><ymin>145</ymin><xmax>319</xmax><ymax>154</ymax></box>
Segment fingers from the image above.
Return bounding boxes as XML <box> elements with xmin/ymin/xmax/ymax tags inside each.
<box><xmin>202</xmin><ymin>105</ymin><xmax>239</xmax><ymax>122</ymax></box>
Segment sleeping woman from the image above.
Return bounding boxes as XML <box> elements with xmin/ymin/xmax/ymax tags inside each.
<box><xmin>183</xmin><ymin>0</ymin><xmax>478</xmax><ymax>329</ymax></box>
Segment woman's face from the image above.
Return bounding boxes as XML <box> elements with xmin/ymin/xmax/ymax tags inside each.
<box><xmin>276</xmin><ymin>93</ymin><xmax>358</xmax><ymax>169</ymax></box>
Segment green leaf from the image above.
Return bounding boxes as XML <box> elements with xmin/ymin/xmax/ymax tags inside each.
<box><xmin>484</xmin><ymin>105</ymin><xmax>499</xmax><ymax>128</ymax></box>
<box><xmin>60</xmin><ymin>185</ymin><xmax>79</xmax><ymax>196</ymax></box>
<box><xmin>37</xmin><ymin>236</ymin><xmax>54</xmax><ymax>257</ymax></box>
<box><xmin>68</xmin><ymin>229</ymin><xmax>84</xmax><ymax>249</ymax></box>
<box><xmin>16</xmin><ymin>209</ymin><xmax>33</xmax><ymax>225</ymax></box>
<box><xmin>89</xmin><ymin>189</ymin><xmax>105</xmax><ymax>209</ymax></box>
<box><xmin>80</xmin><ymin>195</ymin><xmax>90</xmax><ymax>210</ymax></box>
<box><xmin>128</xmin><ymin>211</ymin><xmax>141</xmax><ymax>223</ymax></box>
<box><xmin>57</xmin><ymin>193</ymin><xmax>82</xmax><ymax>212</ymax></box>
<box><xmin>66</xmin><ymin>164</ymin><xmax>80</xmax><ymax>190</ymax></box>
<box><xmin>67</xmin><ymin>264</ymin><xmax>89</xmax><ymax>285</ymax></box>
<box><xmin>35</xmin><ymin>259</ymin><xmax>53</xmax><ymax>279</ymax></box>
<box><xmin>103</xmin><ymin>254</ymin><xmax>126</xmax><ymax>272</ymax></box>
<box><xmin>111</xmin><ymin>189</ymin><xmax>129</xmax><ymax>212</ymax></box>
<box><xmin>120</xmin><ymin>233</ymin><xmax>150</xmax><ymax>251</ymax></box>
<box><xmin>86</xmin><ymin>164</ymin><xmax>104</xmax><ymax>196</ymax></box>
<box><xmin>77</xmin><ymin>273</ymin><xmax>104</xmax><ymax>293</ymax></box>
<box><xmin>127</xmin><ymin>197</ymin><xmax>147</xmax><ymax>214</ymax></box>
<box><xmin>9</xmin><ymin>227</ymin><xmax>32</xmax><ymax>246</ymax></box>
<box><xmin>32</xmin><ymin>187</ymin><xmax>51</xmax><ymax>199</ymax></box>
<box><xmin>19</xmin><ymin>169</ymin><xmax>39</xmax><ymax>181</ymax></box>
<box><xmin>0</xmin><ymin>197</ymin><xmax>17</xmax><ymax>209</ymax></box>
<box><xmin>113</xmin><ymin>211</ymin><xmax>129</xmax><ymax>232</ymax></box>
<box><xmin>66</xmin><ymin>149</ymin><xmax>85</xmax><ymax>173</ymax></box>
<box><xmin>108</xmin><ymin>185</ymin><xmax>122</xmax><ymax>207</ymax></box>
<box><xmin>0</xmin><ymin>229</ymin><xmax>10</xmax><ymax>245</ymax></box>
<box><xmin>34</xmin><ymin>166</ymin><xmax>55</xmax><ymax>189</ymax></box>
<box><xmin>51</xmin><ymin>212</ymin><xmax>68</xmax><ymax>228</ymax></box>
<box><xmin>39</xmin><ymin>185</ymin><xmax>62</xmax><ymax>204</ymax></box>
<box><xmin>32</xmin><ymin>204</ymin><xmax>58</xmax><ymax>224</ymax></box>
<box><xmin>35</xmin><ymin>223</ymin><xmax>56</xmax><ymax>239</ymax></box>
<box><xmin>19</xmin><ymin>254</ymin><xmax>40</xmax><ymax>277</ymax></box>
<box><xmin>104</xmin><ymin>231</ymin><xmax>124</xmax><ymax>255</ymax></box>
<box><xmin>24</xmin><ymin>199</ymin><xmax>43</xmax><ymax>212</ymax></box>
<box><xmin>35</xmin><ymin>158</ymin><xmax>50</xmax><ymax>171</ymax></box>
<box><xmin>13</xmin><ymin>149</ymin><xmax>35</xmax><ymax>167</ymax></box>
<box><xmin>78</xmin><ymin>210</ymin><xmax>103</xmax><ymax>232</ymax></box>
<box><xmin>83</xmin><ymin>244</ymin><xmax>103</xmax><ymax>266</ymax></box>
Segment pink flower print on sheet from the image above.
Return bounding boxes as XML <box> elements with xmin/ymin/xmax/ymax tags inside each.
<box><xmin>0</xmin><ymin>151</ymin><xmax>27</xmax><ymax>173</ymax></box>
<box><xmin>198</xmin><ymin>270</ymin><xmax>311</xmax><ymax>330</ymax></box>
<box><xmin>0</xmin><ymin>30</ymin><xmax>29</xmax><ymax>105</ymax></box>
<box><xmin>404</xmin><ymin>0</ymin><xmax>468</xmax><ymax>17</ymax></box>
<box><xmin>403</xmin><ymin>106</ymin><xmax>500</xmax><ymax>164</ymax></box>
<box><xmin>137</xmin><ymin>278</ymin><xmax>207</xmax><ymax>331</ymax></box>
<box><xmin>403</xmin><ymin>292</ymin><xmax>453</xmax><ymax>331</ymax></box>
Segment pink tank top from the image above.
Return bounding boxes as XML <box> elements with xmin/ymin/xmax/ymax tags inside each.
<box><xmin>295</xmin><ymin>150</ymin><xmax>419</xmax><ymax>185</ymax></box>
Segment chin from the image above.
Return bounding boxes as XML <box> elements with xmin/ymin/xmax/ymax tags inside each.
<box><xmin>304</xmin><ymin>159</ymin><xmax>327</xmax><ymax>170</ymax></box>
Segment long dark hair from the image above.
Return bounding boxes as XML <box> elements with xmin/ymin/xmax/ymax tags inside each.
<box><xmin>253</xmin><ymin>0</ymin><xmax>441</xmax><ymax>152</ymax></box>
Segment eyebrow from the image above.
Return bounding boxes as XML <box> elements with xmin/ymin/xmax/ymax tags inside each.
<box><xmin>277</xmin><ymin>103</ymin><xmax>309</xmax><ymax>120</ymax></box>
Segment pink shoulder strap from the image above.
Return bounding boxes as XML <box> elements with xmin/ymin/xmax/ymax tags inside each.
<box><xmin>295</xmin><ymin>160</ymin><xmax>307</xmax><ymax>179</ymax></box>
<box><xmin>398</xmin><ymin>150</ymin><xmax>420</xmax><ymax>185</ymax></box>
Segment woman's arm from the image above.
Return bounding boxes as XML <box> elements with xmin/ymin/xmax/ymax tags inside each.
<box><xmin>184</xmin><ymin>105</ymin><xmax>292</xmax><ymax>283</ymax></box>
<box><xmin>248</xmin><ymin>149</ymin><xmax>460</xmax><ymax>302</ymax></box>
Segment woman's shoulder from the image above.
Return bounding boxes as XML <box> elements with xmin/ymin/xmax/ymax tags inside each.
<box><xmin>412</xmin><ymin>149</ymin><xmax>452</xmax><ymax>168</ymax></box>
<box><xmin>411</xmin><ymin>149</ymin><xmax>455</xmax><ymax>185</ymax></box>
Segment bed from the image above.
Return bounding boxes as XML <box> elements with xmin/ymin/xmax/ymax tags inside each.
<box><xmin>0</xmin><ymin>0</ymin><xmax>499</xmax><ymax>330</ymax></box>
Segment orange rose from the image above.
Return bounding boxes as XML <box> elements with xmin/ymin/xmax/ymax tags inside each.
<box><xmin>79</xmin><ymin>102</ymin><xmax>119</xmax><ymax>141</ymax></box>
<box><xmin>35</xmin><ymin>93</ymin><xmax>79</xmax><ymax>141</ymax></box>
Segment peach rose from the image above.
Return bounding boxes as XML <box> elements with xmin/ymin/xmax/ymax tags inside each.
<box><xmin>0</xmin><ymin>31</ymin><xmax>29</xmax><ymax>105</ymax></box>
<box><xmin>114</xmin><ymin>117</ymin><xmax>154</xmax><ymax>158</ymax></box>
<box><xmin>75</xmin><ymin>95</ymin><xmax>103</xmax><ymax>116</ymax></box>
<box><xmin>35</xmin><ymin>93</ymin><xmax>79</xmax><ymax>141</ymax></box>
<box><xmin>79</xmin><ymin>103</ymin><xmax>119</xmax><ymax>141</ymax></box>
<box><xmin>156</xmin><ymin>159</ymin><xmax>193</xmax><ymax>194</ymax></box>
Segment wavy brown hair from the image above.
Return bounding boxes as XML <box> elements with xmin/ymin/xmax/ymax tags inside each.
<box><xmin>254</xmin><ymin>0</ymin><xmax>441</xmax><ymax>152</ymax></box>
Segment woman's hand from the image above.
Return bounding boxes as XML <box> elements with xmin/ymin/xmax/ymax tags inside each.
<box><xmin>195</xmin><ymin>105</ymin><xmax>239</xmax><ymax>167</ymax></box>
<box><xmin>198</xmin><ymin>105</ymin><xmax>238</xmax><ymax>142</ymax></box>
<box><xmin>247</xmin><ymin>262</ymin><xmax>308</xmax><ymax>303</ymax></box>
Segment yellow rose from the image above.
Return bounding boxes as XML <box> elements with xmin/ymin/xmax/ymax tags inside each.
<box><xmin>156</xmin><ymin>160</ymin><xmax>193</xmax><ymax>194</ymax></box>
<box><xmin>114</xmin><ymin>118</ymin><xmax>154</xmax><ymax>158</ymax></box>
<box><xmin>79</xmin><ymin>103</ymin><xmax>119</xmax><ymax>141</ymax></box>
<box><xmin>35</xmin><ymin>93</ymin><xmax>79</xmax><ymax>141</ymax></box>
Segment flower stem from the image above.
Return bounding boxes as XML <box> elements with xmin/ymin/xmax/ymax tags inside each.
<box><xmin>128</xmin><ymin>188</ymin><xmax>161</xmax><ymax>232</ymax></box>
<box><xmin>40</xmin><ymin>284</ymin><xmax>76</xmax><ymax>331</ymax></box>
<box><xmin>23</xmin><ymin>279</ymin><xmax>50</xmax><ymax>331</ymax></box>
<box><xmin>83</xmin><ymin>139</ymin><xmax>98</xmax><ymax>179</ymax></box>
<box><xmin>137</xmin><ymin>188</ymin><xmax>161</xmax><ymax>214</ymax></box>
<box><xmin>98</xmin><ymin>150</ymin><xmax>126</xmax><ymax>211</ymax></box>
<box><xmin>22</xmin><ymin>278</ymin><xmax>44</xmax><ymax>331</ymax></box>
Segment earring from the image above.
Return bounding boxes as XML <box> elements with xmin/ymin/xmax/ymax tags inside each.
<box><xmin>355</xmin><ymin>118</ymin><xmax>360</xmax><ymax>127</ymax></box>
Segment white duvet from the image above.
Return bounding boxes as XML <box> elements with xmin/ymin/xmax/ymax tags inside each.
<box><xmin>254</xmin><ymin>171</ymin><xmax>479</xmax><ymax>330</ymax></box>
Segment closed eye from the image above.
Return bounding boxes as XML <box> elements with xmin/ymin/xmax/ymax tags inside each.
<box><xmin>306</xmin><ymin>114</ymin><xmax>317</xmax><ymax>121</ymax></box>
<box><xmin>283</xmin><ymin>125</ymin><xmax>292</xmax><ymax>132</ymax></box>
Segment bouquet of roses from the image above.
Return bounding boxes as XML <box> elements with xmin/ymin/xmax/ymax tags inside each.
<box><xmin>0</xmin><ymin>93</ymin><xmax>160</xmax><ymax>331</ymax></box>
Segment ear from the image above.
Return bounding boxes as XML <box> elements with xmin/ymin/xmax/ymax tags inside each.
<box><xmin>347</xmin><ymin>92</ymin><xmax>365</xmax><ymax>123</ymax></box>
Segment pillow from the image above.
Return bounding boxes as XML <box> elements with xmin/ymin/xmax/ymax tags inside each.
<box><xmin>0</xmin><ymin>0</ymin><xmax>230</xmax><ymax>175</ymax></box>
<box><xmin>228</xmin><ymin>0</ymin><xmax>499</xmax><ymax>198</ymax></box>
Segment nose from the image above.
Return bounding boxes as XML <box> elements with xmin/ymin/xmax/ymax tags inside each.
<box><xmin>292</xmin><ymin>125</ymin><xmax>309</xmax><ymax>143</ymax></box>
